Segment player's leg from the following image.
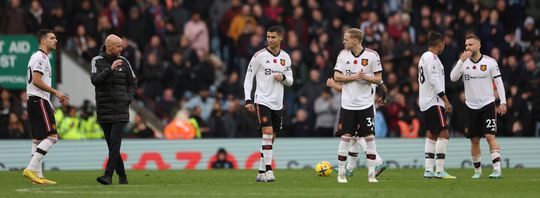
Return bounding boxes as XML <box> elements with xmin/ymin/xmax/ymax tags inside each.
<box><xmin>422</xmin><ymin>107</ymin><xmax>437</xmax><ymax>178</ymax></box>
<box><xmin>336</xmin><ymin>108</ymin><xmax>355</xmax><ymax>183</ymax></box>
<box><xmin>432</xmin><ymin>106</ymin><xmax>455</xmax><ymax>179</ymax></box>
<box><xmin>470</xmin><ymin>137</ymin><xmax>482</xmax><ymax>179</ymax></box>
<box><xmin>255</xmin><ymin>104</ymin><xmax>275</xmax><ymax>182</ymax></box>
<box><xmin>358</xmin><ymin>107</ymin><xmax>382</xmax><ymax>182</ymax></box>
<box><xmin>486</xmin><ymin>134</ymin><xmax>502</xmax><ymax>178</ymax></box>
<box><xmin>24</xmin><ymin>98</ymin><xmax>58</xmax><ymax>184</ymax></box>
<box><xmin>345</xmin><ymin>135</ymin><xmax>360</xmax><ymax>176</ymax></box>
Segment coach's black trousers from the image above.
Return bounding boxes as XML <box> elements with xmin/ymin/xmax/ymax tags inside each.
<box><xmin>100</xmin><ymin>122</ymin><xmax>127</xmax><ymax>177</ymax></box>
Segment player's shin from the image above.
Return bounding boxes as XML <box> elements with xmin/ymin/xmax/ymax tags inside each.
<box><xmin>435</xmin><ymin>138</ymin><xmax>448</xmax><ymax>173</ymax></box>
<box><xmin>346</xmin><ymin>137</ymin><xmax>360</xmax><ymax>173</ymax></box>
<box><xmin>424</xmin><ymin>138</ymin><xmax>436</xmax><ymax>173</ymax></box>
<box><xmin>338</xmin><ymin>135</ymin><xmax>352</xmax><ymax>174</ymax></box>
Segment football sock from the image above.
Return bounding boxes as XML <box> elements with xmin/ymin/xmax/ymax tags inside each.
<box><xmin>258</xmin><ymin>150</ymin><xmax>265</xmax><ymax>174</ymax></box>
<box><xmin>346</xmin><ymin>136</ymin><xmax>360</xmax><ymax>171</ymax></box>
<box><xmin>338</xmin><ymin>136</ymin><xmax>351</xmax><ymax>174</ymax></box>
<box><xmin>472</xmin><ymin>155</ymin><xmax>482</xmax><ymax>173</ymax></box>
<box><xmin>424</xmin><ymin>138</ymin><xmax>436</xmax><ymax>172</ymax></box>
<box><xmin>28</xmin><ymin>137</ymin><xmax>57</xmax><ymax>172</ymax></box>
<box><xmin>262</xmin><ymin>134</ymin><xmax>273</xmax><ymax>171</ymax></box>
<box><xmin>31</xmin><ymin>140</ymin><xmax>44</xmax><ymax>178</ymax></box>
<box><xmin>435</xmin><ymin>138</ymin><xmax>448</xmax><ymax>173</ymax></box>
<box><xmin>490</xmin><ymin>150</ymin><xmax>501</xmax><ymax>172</ymax></box>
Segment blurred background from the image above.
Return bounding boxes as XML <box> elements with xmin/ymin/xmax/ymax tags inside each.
<box><xmin>1</xmin><ymin>0</ymin><xmax>539</xmax><ymax>140</ymax></box>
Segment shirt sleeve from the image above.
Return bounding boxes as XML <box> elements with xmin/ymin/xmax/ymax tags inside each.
<box><xmin>281</xmin><ymin>55</ymin><xmax>293</xmax><ymax>86</ymax></box>
<box><xmin>450</xmin><ymin>60</ymin><xmax>464</xmax><ymax>82</ymax></box>
<box><xmin>334</xmin><ymin>51</ymin><xmax>345</xmax><ymax>73</ymax></box>
<box><xmin>243</xmin><ymin>54</ymin><xmax>261</xmax><ymax>102</ymax></box>
<box><xmin>424</xmin><ymin>55</ymin><xmax>445</xmax><ymax>94</ymax></box>
<box><xmin>490</xmin><ymin>61</ymin><xmax>502</xmax><ymax>79</ymax></box>
<box><xmin>372</xmin><ymin>54</ymin><xmax>383</xmax><ymax>73</ymax></box>
<box><xmin>31</xmin><ymin>57</ymin><xmax>46</xmax><ymax>74</ymax></box>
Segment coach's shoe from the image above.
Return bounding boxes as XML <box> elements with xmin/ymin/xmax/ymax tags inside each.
<box><xmin>97</xmin><ymin>175</ymin><xmax>112</xmax><ymax>185</ymax></box>
<box><xmin>256</xmin><ymin>173</ymin><xmax>267</xmax><ymax>182</ymax></box>
<box><xmin>337</xmin><ymin>173</ymin><xmax>347</xmax><ymax>183</ymax></box>
<box><xmin>488</xmin><ymin>170</ymin><xmax>502</xmax><ymax>179</ymax></box>
<box><xmin>435</xmin><ymin>171</ymin><xmax>457</xmax><ymax>179</ymax></box>
<box><xmin>119</xmin><ymin>176</ymin><xmax>128</xmax><ymax>184</ymax></box>
<box><xmin>423</xmin><ymin>170</ymin><xmax>435</xmax><ymax>179</ymax></box>
<box><xmin>265</xmin><ymin>171</ymin><xmax>275</xmax><ymax>182</ymax></box>
<box><xmin>375</xmin><ymin>162</ymin><xmax>388</xmax><ymax>177</ymax></box>
<box><xmin>471</xmin><ymin>171</ymin><xmax>482</xmax><ymax>179</ymax></box>
<box><xmin>23</xmin><ymin>168</ymin><xmax>44</xmax><ymax>184</ymax></box>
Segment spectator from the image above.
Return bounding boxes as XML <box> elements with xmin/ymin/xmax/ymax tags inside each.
<box><xmin>6</xmin><ymin>112</ymin><xmax>28</xmax><ymax>139</ymax></box>
<box><xmin>74</xmin><ymin>0</ymin><xmax>98</xmax><ymax>38</ymax></box>
<box><xmin>186</xmin><ymin>87</ymin><xmax>216</xmax><ymax>121</ymax></box>
<box><xmin>57</xmin><ymin>106</ymin><xmax>84</xmax><ymax>140</ymax></box>
<box><xmin>124</xmin><ymin>6</ymin><xmax>152</xmax><ymax>51</ymax></box>
<box><xmin>288</xmin><ymin>109</ymin><xmax>310</xmax><ymax>137</ymax></box>
<box><xmin>184</xmin><ymin>11</ymin><xmax>210</xmax><ymax>56</ymax></box>
<box><xmin>155</xmin><ymin>88</ymin><xmax>178</xmax><ymax>121</ymax></box>
<box><xmin>168</xmin><ymin>0</ymin><xmax>191</xmax><ymax>34</ymax></box>
<box><xmin>480</xmin><ymin>9</ymin><xmax>505</xmax><ymax>54</ymax></box>
<box><xmin>4</xmin><ymin>0</ymin><xmax>31</xmax><ymax>34</ymax></box>
<box><xmin>228</xmin><ymin>5</ymin><xmax>256</xmax><ymax>44</ymax></box>
<box><xmin>211</xmin><ymin>148</ymin><xmax>234</xmax><ymax>169</ymax></box>
<box><xmin>218</xmin><ymin>72</ymin><xmax>242</xmax><ymax>100</ymax></box>
<box><xmin>79</xmin><ymin>100</ymin><xmax>103</xmax><ymax>139</ymax></box>
<box><xmin>99</xmin><ymin>0</ymin><xmax>125</xmax><ymax>34</ymax></box>
<box><xmin>140</xmin><ymin>52</ymin><xmax>165</xmax><ymax>100</ymax></box>
<box><xmin>28</xmin><ymin>0</ymin><xmax>47</xmax><ymax>33</ymax></box>
<box><xmin>314</xmin><ymin>89</ymin><xmax>338</xmax><ymax>137</ymax></box>
<box><xmin>285</xmin><ymin>6</ymin><xmax>309</xmax><ymax>45</ymax></box>
<box><xmin>515</xmin><ymin>17</ymin><xmax>539</xmax><ymax>51</ymax></box>
<box><xmin>126</xmin><ymin>114</ymin><xmax>155</xmax><ymax>138</ymax></box>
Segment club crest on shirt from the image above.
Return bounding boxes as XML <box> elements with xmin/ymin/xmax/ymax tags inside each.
<box><xmin>361</xmin><ymin>59</ymin><xmax>368</xmax><ymax>66</ymax></box>
<box><xmin>480</xmin><ymin>65</ymin><xmax>487</xmax><ymax>71</ymax></box>
<box><xmin>280</xmin><ymin>59</ymin><xmax>285</xmax><ymax>66</ymax></box>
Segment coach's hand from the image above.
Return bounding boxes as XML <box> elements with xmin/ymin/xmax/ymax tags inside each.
<box><xmin>498</xmin><ymin>104</ymin><xmax>507</xmax><ymax>115</ymax></box>
<box><xmin>460</xmin><ymin>51</ymin><xmax>472</xmax><ymax>61</ymax></box>
<box><xmin>245</xmin><ymin>104</ymin><xmax>255</xmax><ymax>113</ymax></box>
<box><xmin>111</xmin><ymin>60</ymin><xmax>123</xmax><ymax>71</ymax></box>
<box><xmin>444</xmin><ymin>102</ymin><xmax>453</xmax><ymax>113</ymax></box>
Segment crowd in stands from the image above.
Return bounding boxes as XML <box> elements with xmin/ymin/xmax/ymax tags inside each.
<box><xmin>1</xmin><ymin>0</ymin><xmax>539</xmax><ymax>139</ymax></box>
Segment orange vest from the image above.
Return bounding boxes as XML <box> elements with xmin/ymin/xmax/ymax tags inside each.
<box><xmin>164</xmin><ymin>120</ymin><xmax>196</xmax><ymax>140</ymax></box>
<box><xmin>398</xmin><ymin>118</ymin><xmax>420</xmax><ymax>138</ymax></box>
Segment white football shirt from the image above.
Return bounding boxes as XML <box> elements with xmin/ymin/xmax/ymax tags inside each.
<box><xmin>243</xmin><ymin>48</ymin><xmax>293</xmax><ymax>110</ymax></box>
<box><xmin>451</xmin><ymin>55</ymin><xmax>505</xmax><ymax>109</ymax></box>
<box><xmin>334</xmin><ymin>48</ymin><xmax>382</xmax><ymax>110</ymax></box>
<box><xmin>26</xmin><ymin>50</ymin><xmax>52</xmax><ymax>102</ymax></box>
<box><xmin>418</xmin><ymin>51</ymin><xmax>445</xmax><ymax>111</ymax></box>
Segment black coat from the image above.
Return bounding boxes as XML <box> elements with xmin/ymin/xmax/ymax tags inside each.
<box><xmin>91</xmin><ymin>46</ymin><xmax>137</xmax><ymax>123</ymax></box>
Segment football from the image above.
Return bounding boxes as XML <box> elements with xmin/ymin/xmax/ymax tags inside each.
<box><xmin>315</xmin><ymin>161</ymin><xmax>333</xmax><ymax>176</ymax></box>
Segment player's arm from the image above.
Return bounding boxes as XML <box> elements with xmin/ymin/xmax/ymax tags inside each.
<box><xmin>326</xmin><ymin>78</ymin><xmax>343</xmax><ymax>92</ymax></box>
<box><xmin>334</xmin><ymin>71</ymin><xmax>358</xmax><ymax>82</ymax></box>
<box><xmin>243</xmin><ymin>55</ymin><xmax>261</xmax><ymax>112</ymax></box>
<box><xmin>277</xmin><ymin>58</ymin><xmax>293</xmax><ymax>86</ymax></box>
<box><xmin>90</xmin><ymin>57</ymin><xmax>114</xmax><ymax>86</ymax></box>
<box><xmin>377</xmin><ymin>82</ymin><xmax>388</xmax><ymax>105</ymax></box>
<box><xmin>359</xmin><ymin>56</ymin><xmax>383</xmax><ymax>84</ymax></box>
<box><xmin>31</xmin><ymin>71</ymin><xmax>69</xmax><ymax>104</ymax></box>
<box><xmin>426</xmin><ymin>57</ymin><xmax>452</xmax><ymax>112</ymax></box>
<box><xmin>450</xmin><ymin>51</ymin><xmax>472</xmax><ymax>82</ymax></box>
<box><xmin>124</xmin><ymin>58</ymin><xmax>138</xmax><ymax>101</ymax></box>
<box><xmin>491</xmin><ymin>63</ymin><xmax>507</xmax><ymax>115</ymax></box>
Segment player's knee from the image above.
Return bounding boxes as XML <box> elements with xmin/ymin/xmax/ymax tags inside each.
<box><xmin>262</xmin><ymin>127</ymin><xmax>273</xmax><ymax>135</ymax></box>
<box><xmin>364</xmin><ymin>135</ymin><xmax>374</xmax><ymax>142</ymax></box>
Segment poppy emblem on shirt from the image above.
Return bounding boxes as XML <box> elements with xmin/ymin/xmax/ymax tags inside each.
<box><xmin>273</xmin><ymin>59</ymin><xmax>277</xmax><ymax>63</ymax></box>
<box><xmin>361</xmin><ymin>59</ymin><xmax>368</xmax><ymax>66</ymax></box>
<box><xmin>473</xmin><ymin>66</ymin><xmax>476</xmax><ymax>70</ymax></box>
<box><xmin>280</xmin><ymin>59</ymin><xmax>285</xmax><ymax>66</ymax></box>
<box><xmin>480</xmin><ymin>65</ymin><xmax>487</xmax><ymax>71</ymax></box>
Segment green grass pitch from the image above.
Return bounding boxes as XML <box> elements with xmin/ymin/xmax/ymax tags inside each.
<box><xmin>2</xmin><ymin>168</ymin><xmax>539</xmax><ymax>198</ymax></box>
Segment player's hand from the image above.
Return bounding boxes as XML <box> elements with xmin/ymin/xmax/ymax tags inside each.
<box><xmin>358</xmin><ymin>72</ymin><xmax>366</xmax><ymax>80</ymax></box>
<box><xmin>245</xmin><ymin>104</ymin><xmax>255</xmax><ymax>113</ymax></box>
<box><xmin>55</xmin><ymin>91</ymin><xmax>70</xmax><ymax>105</ymax></box>
<box><xmin>111</xmin><ymin>60</ymin><xmax>123</xmax><ymax>71</ymax></box>
<box><xmin>460</xmin><ymin>51</ymin><xmax>472</xmax><ymax>62</ymax></box>
<box><xmin>377</xmin><ymin>97</ymin><xmax>386</xmax><ymax>106</ymax></box>
<box><xmin>444</xmin><ymin>102</ymin><xmax>453</xmax><ymax>113</ymax></box>
<box><xmin>326</xmin><ymin>78</ymin><xmax>336</xmax><ymax>87</ymax></box>
<box><xmin>498</xmin><ymin>104</ymin><xmax>507</xmax><ymax>115</ymax></box>
<box><xmin>273</xmin><ymin>74</ymin><xmax>284</xmax><ymax>81</ymax></box>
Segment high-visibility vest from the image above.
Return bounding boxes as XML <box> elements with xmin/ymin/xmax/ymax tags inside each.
<box><xmin>80</xmin><ymin>114</ymin><xmax>104</xmax><ymax>139</ymax></box>
<box><xmin>164</xmin><ymin>120</ymin><xmax>196</xmax><ymax>140</ymax></box>
<box><xmin>398</xmin><ymin>118</ymin><xmax>420</xmax><ymax>138</ymax></box>
<box><xmin>58</xmin><ymin>116</ymin><xmax>85</xmax><ymax>140</ymax></box>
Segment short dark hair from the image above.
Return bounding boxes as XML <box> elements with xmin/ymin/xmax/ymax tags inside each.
<box><xmin>465</xmin><ymin>34</ymin><xmax>481</xmax><ymax>43</ymax></box>
<box><xmin>36</xmin><ymin>29</ymin><xmax>54</xmax><ymax>44</ymax></box>
<box><xmin>428</xmin><ymin>31</ymin><xmax>444</xmax><ymax>47</ymax></box>
<box><xmin>267</xmin><ymin>26</ymin><xmax>284</xmax><ymax>35</ymax></box>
